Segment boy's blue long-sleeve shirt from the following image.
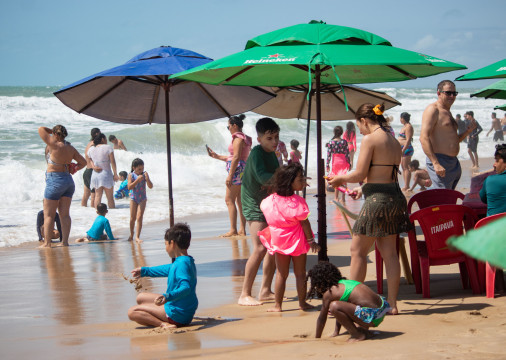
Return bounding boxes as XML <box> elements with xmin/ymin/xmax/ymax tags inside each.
<box><xmin>86</xmin><ymin>215</ymin><xmax>115</xmax><ymax>240</ymax></box>
<box><xmin>140</xmin><ymin>255</ymin><xmax>198</xmax><ymax>325</ymax></box>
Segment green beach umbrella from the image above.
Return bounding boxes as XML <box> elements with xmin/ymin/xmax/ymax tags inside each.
<box><xmin>172</xmin><ymin>21</ymin><xmax>466</xmax><ymax>260</ymax></box>
<box><xmin>447</xmin><ymin>217</ymin><xmax>506</xmax><ymax>269</ymax></box>
<box><xmin>471</xmin><ymin>79</ymin><xmax>506</xmax><ymax>100</ymax></box>
<box><xmin>494</xmin><ymin>104</ymin><xmax>506</xmax><ymax>111</ymax></box>
<box><xmin>456</xmin><ymin>59</ymin><xmax>506</xmax><ymax>81</ymax></box>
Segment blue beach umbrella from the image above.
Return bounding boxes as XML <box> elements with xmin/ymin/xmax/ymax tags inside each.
<box><xmin>54</xmin><ymin>46</ymin><xmax>274</xmax><ymax>225</ymax></box>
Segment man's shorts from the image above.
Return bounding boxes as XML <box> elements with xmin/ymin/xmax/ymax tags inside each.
<box><xmin>426</xmin><ymin>154</ymin><xmax>461</xmax><ymax>190</ymax></box>
<box><xmin>83</xmin><ymin>168</ymin><xmax>95</xmax><ymax>193</ymax></box>
<box><xmin>467</xmin><ymin>137</ymin><xmax>479</xmax><ymax>152</ymax></box>
<box><xmin>494</xmin><ymin>130</ymin><xmax>504</xmax><ymax>142</ymax></box>
<box><xmin>44</xmin><ymin>172</ymin><xmax>75</xmax><ymax>200</ymax></box>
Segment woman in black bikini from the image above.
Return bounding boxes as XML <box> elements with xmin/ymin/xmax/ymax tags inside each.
<box><xmin>327</xmin><ymin>103</ymin><xmax>412</xmax><ymax>315</ymax></box>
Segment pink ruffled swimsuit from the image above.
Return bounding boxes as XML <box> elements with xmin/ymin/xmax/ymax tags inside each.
<box><xmin>258</xmin><ymin>193</ymin><xmax>312</xmax><ymax>256</ymax></box>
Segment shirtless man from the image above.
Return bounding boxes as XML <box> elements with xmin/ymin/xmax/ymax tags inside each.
<box><xmin>501</xmin><ymin>114</ymin><xmax>506</xmax><ymax>136</ymax></box>
<box><xmin>81</xmin><ymin>128</ymin><xmax>101</xmax><ymax>207</ymax></box>
<box><xmin>109</xmin><ymin>135</ymin><xmax>127</xmax><ymax>151</ymax></box>
<box><xmin>486</xmin><ymin>112</ymin><xmax>504</xmax><ymax>142</ymax></box>
<box><xmin>420</xmin><ymin>80</ymin><xmax>476</xmax><ymax>190</ymax></box>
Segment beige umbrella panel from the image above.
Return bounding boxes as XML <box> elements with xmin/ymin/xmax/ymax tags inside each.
<box><xmin>253</xmin><ymin>85</ymin><xmax>401</xmax><ymax>120</ymax></box>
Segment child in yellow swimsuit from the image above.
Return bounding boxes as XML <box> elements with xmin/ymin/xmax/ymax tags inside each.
<box><xmin>308</xmin><ymin>262</ymin><xmax>391</xmax><ymax>342</ymax></box>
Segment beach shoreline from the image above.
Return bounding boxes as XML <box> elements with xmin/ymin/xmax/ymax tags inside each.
<box><xmin>1</xmin><ymin>157</ymin><xmax>504</xmax><ymax>359</ymax></box>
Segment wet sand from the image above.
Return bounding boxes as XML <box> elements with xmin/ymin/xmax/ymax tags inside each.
<box><xmin>1</xmin><ymin>158</ymin><xmax>504</xmax><ymax>359</ymax></box>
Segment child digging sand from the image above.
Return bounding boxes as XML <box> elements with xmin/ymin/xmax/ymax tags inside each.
<box><xmin>259</xmin><ymin>163</ymin><xmax>320</xmax><ymax>312</ymax></box>
<box><xmin>76</xmin><ymin>203</ymin><xmax>116</xmax><ymax>242</ymax></box>
<box><xmin>128</xmin><ymin>223</ymin><xmax>198</xmax><ymax>329</ymax></box>
<box><xmin>408</xmin><ymin>160</ymin><xmax>432</xmax><ymax>191</ymax></box>
<box><xmin>307</xmin><ymin>262</ymin><xmax>390</xmax><ymax>342</ymax></box>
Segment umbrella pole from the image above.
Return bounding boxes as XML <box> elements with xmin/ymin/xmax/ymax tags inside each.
<box><xmin>303</xmin><ymin>90</ymin><xmax>312</xmax><ymax>199</ymax></box>
<box><xmin>315</xmin><ymin>66</ymin><xmax>328</xmax><ymax>261</ymax></box>
<box><xmin>164</xmin><ymin>85</ymin><xmax>175</xmax><ymax>227</ymax></box>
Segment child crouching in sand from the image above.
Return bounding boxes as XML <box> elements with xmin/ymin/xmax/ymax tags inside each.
<box><xmin>128</xmin><ymin>223</ymin><xmax>198</xmax><ymax>329</ymax></box>
<box><xmin>76</xmin><ymin>203</ymin><xmax>116</xmax><ymax>242</ymax></box>
<box><xmin>307</xmin><ymin>262</ymin><xmax>390</xmax><ymax>342</ymax></box>
<box><xmin>259</xmin><ymin>163</ymin><xmax>320</xmax><ymax>312</ymax></box>
<box><xmin>408</xmin><ymin>160</ymin><xmax>432</xmax><ymax>191</ymax></box>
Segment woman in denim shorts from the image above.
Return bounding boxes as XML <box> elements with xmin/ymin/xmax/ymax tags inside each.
<box><xmin>39</xmin><ymin>125</ymin><xmax>86</xmax><ymax>247</ymax></box>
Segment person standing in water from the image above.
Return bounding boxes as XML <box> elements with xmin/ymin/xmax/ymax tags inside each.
<box><xmin>206</xmin><ymin>114</ymin><xmax>252</xmax><ymax>237</ymax></box>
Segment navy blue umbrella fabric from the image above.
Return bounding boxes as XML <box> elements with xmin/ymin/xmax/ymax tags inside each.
<box><xmin>54</xmin><ymin>46</ymin><xmax>274</xmax><ymax>124</ymax></box>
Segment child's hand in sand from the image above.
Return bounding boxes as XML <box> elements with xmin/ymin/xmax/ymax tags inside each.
<box><xmin>154</xmin><ymin>295</ymin><xmax>167</xmax><ymax>306</ymax></box>
<box><xmin>131</xmin><ymin>267</ymin><xmax>141</xmax><ymax>279</ymax></box>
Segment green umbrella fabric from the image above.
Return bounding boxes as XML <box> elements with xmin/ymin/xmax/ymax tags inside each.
<box><xmin>447</xmin><ymin>217</ymin><xmax>506</xmax><ymax>268</ymax></box>
<box><xmin>171</xmin><ymin>21</ymin><xmax>466</xmax><ymax>261</ymax></box>
<box><xmin>471</xmin><ymin>79</ymin><xmax>506</xmax><ymax>100</ymax></box>
<box><xmin>456</xmin><ymin>59</ymin><xmax>506</xmax><ymax>81</ymax></box>
<box><xmin>172</xmin><ymin>44</ymin><xmax>466</xmax><ymax>86</ymax></box>
<box><xmin>494</xmin><ymin>104</ymin><xmax>506</xmax><ymax>110</ymax></box>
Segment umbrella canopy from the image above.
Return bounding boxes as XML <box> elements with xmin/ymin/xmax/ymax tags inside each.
<box><xmin>456</xmin><ymin>59</ymin><xmax>506</xmax><ymax>81</ymax></box>
<box><xmin>471</xmin><ymin>79</ymin><xmax>506</xmax><ymax>100</ymax></box>
<box><xmin>253</xmin><ymin>85</ymin><xmax>401</xmax><ymax>120</ymax></box>
<box><xmin>494</xmin><ymin>104</ymin><xmax>506</xmax><ymax>111</ymax></box>
<box><xmin>171</xmin><ymin>21</ymin><xmax>465</xmax><ymax>260</ymax></box>
<box><xmin>55</xmin><ymin>46</ymin><xmax>274</xmax><ymax>125</ymax></box>
<box><xmin>447</xmin><ymin>217</ymin><xmax>506</xmax><ymax>268</ymax></box>
<box><xmin>54</xmin><ymin>46</ymin><xmax>275</xmax><ymax>225</ymax></box>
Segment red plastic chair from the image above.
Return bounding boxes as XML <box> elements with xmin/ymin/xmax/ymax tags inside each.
<box><xmin>407</xmin><ymin>189</ymin><xmax>465</xmax><ymax>214</ymax></box>
<box><xmin>474</xmin><ymin>212</ymin><xmax>506</xmax><ymax>298</ymax></box>
<box><xmin>407</xmin><ymin>204</ymin><xmax>480</xmax><ymax>298</ymax></box>
<box><xmin>375</xmin><ymin>189</ymin><xmax>464</xmax><ymax>294</ymax></box>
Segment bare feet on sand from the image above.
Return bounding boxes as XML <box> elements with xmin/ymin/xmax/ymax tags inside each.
<box><xmin>159</xmin><ymin>322</ymin><xmax>177</xmax><ymax>329</ymax></box>
<box><xmin>128</xmin><ymin>236</ymin><xmax>133</xmax><ymax>241</ymax></box>
<box><xmin>135</xmin><ymin>238</ymin><xmax>143</xmax><ymax>243</ymax></box>
<box><xmin>388</xmin><ymin>305</ymin><xmax>399</xmax><ymax>315</ymax></box>
<box><xmin>220</xmin><ymin>231</ymin><xmax>238</xmax><ymax>237</ymax></box>
<box><xmin>267</xmin><ymin>306</ymin><xmax>282</xmax><ymax>312</ymax></box>
<box><xmin>258</xmin><ymin>291</ymin><xmax>275</xmax><ymax>302</ymax></box>
<box><xmin>238</xmin><ymin>296</ymin><xmax>263</xmax><ymax>306</ymax></box>
<box><xmin>299</xmin><ymin>302</ymin><xmax>315</xmax><ymax>311</ymax></box>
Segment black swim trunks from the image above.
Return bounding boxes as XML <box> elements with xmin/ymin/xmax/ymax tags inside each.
<box><xmin>83</xmin><ymin>168</ymin><xmax>95</xmax><ymax>193</ymax></box>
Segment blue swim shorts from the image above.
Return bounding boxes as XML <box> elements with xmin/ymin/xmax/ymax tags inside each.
<box><xmin>426</xmin><ymin>153</ymin><xmax>461</xmax><ymax>190</ymax></box>
<box><xmin>354</xmin><ymin>296</ymin><xmax>390</xmax><ymax>327</ymax></box>
<box><xmin>44</xmin><ymin>172</ymin><xmax>75</xmax><ymax>200</ymax></box>
<box><xmin>402</xmin><ymin>144</ymin><xmax>414</xmax><ymax>157</ymax></box>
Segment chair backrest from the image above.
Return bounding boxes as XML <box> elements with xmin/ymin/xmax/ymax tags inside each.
<box><xmin>407</xmin><ymin>189</ymin><xmax>465</xmax><ymax>214</ymax></box>
<box><xmin>475</xmin><ymin>212</ymin><xmax>506</xmax><ymax>229</ymax></box>
<box><xmin>409</xmin><ymin>204</ymin><xmax>477</xmax><ymax>260</ymax></box>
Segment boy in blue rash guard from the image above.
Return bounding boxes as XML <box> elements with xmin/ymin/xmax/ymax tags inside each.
<box><xmin>75</xmin><ymin>203</ymin><xmax>116</xmax><ymax>242</ymax></box>
<box><xmin>114</xmin><ymin>171</ymin><xmax>129</xmax><ymax>199</ymax></box>
<box><xmin>128</xmin><ymin>223</ymin><xmax>198</xmax><ymax>328</ymax></box>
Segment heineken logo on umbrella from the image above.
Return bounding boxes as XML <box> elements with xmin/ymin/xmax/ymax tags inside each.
<box><xmin>498</xmin><ymin>67</ymin><xmax>506</xmax><ymax>72</ymax></box>
<box><xmin>244</xmin><ymin>53</ymin><xmax>297</xmax><ymax>64</ymax></box>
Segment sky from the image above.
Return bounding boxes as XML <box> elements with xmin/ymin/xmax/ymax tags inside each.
<box><xmin>1</xmin><ymin>0</ymin><xmax>505</xmax><ymax>88</ymax></box>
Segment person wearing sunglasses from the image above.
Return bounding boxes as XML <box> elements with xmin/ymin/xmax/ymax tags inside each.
<box><xmin>420</xmin><ymin>80</ymin><xmax>477</xmax><ymax>190</ymax></box>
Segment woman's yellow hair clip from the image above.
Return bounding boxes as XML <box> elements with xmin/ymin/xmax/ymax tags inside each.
<box><xmin>373</xmin><ymin>104</ymin><xmax>383</xmax><ymax>116</ymax></box>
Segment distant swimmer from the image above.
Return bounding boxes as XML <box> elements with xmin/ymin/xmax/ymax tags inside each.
<box><xmin>486</xmin><ymin>112</ymin><xmax>504</xmax><ymax>142</ymax></box>
<box><xmin>109</xmin><ymin>135</ymin><xmax>127</xmax><ymax>150</ymax></box>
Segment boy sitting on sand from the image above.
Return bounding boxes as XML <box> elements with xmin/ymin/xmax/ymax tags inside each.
<box><xmin>128</xmin><ymin>223</ymin><xmax>198</xmax><ymax>328</ymax></box>
<box><xmin>408</xmin><ymin>160</ymin><xmax>432</xmax><ymax>191</ymax></box>
<box><xmin>76</xmin><ymin>203</ymin><xmax>116</xmax><ymax>242</ymax></box>
<box><xmin>307</xmin><ymin>262</ymin><xmax>390</xmax><ymax>342</ymax></box>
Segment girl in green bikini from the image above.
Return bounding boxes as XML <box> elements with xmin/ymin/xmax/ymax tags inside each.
<box><xmin>307</xmin><ymin>262</ymin><xmax>390</xmax><ymax>342</ymax></box>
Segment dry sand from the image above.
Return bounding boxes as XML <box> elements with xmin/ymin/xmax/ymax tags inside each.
<box><xmin>1</xmin><ymin>158</ymin><xmax>504</xmax><ymax>360</ymax></box>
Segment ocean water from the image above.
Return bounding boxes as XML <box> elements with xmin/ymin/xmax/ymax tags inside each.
<box><xmin>0</xmin><ymin>86</ymin><xmax>502</xmax><ymax>247</ymax></box>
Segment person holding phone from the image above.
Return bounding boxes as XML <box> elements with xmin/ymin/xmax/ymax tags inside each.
<box><xmin>206</xmin><ymin>114</ymin><xmax>252</xmax><ymax>237</ymax></box>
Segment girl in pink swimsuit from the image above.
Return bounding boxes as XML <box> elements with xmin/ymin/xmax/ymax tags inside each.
<box><xmin>128</xmin><ymin>158</ymin><xmax>153</xmax><ymax>243</ymax></box>
<box><xmin>258</xmin><ymin>163</ymin><xmax>320</xmax><ymax>312</ymax></box>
